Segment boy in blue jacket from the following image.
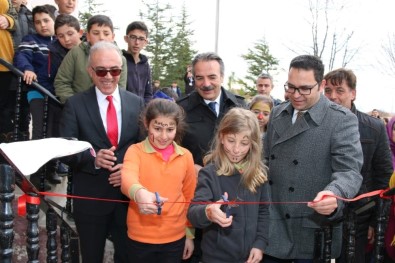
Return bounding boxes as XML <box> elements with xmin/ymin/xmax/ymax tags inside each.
<box><xmin>14</xmin><ymin>4</ymin><xmax>60</xmax><ymax>187</ymax></box>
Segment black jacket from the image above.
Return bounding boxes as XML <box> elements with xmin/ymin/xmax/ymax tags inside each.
<box><xmin>177</xmin><ymin>88</ymin><xmax>245</xmax><ymax>166</ymax></box>
<box><xmin>12</xmin><ymin>5</ymin><xmax>35</xmax><ymax>48</ymax></box>
<box><xmin>188</xmin><ymin>163</ymin><xmax>269</xmax><ymax>262</ymax></box>
<box><xmin>122</xmin><ymin>50</ymin><xmax>152</xmax><ymax>104</ymax></box>
<box><xmin>59</xmin><ymin>87</ymin><xmax>144</xmax><ymax>215</ymax></box>
<box><xmin>350</xmin><ymin>103</ymin><xmax>393</xmax><ymax>234</ymax></box>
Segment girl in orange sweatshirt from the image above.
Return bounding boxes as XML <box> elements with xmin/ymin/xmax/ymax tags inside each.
<box><xmin>121</xmin><ymin>98</ymin><xmax>196</xmax><ymax>263</ymax></box>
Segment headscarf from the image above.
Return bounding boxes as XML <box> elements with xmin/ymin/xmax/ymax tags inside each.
<box><xmin>387</xmin><ymin>116</ymin><xmax>395</xmax><ymax>169</ymax></box>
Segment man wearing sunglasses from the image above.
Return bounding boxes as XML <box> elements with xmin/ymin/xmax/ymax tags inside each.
<box><xmin>55</xmin><ymin>14</ymin><xmax>128</xmax><ymax>104</ymax></box>
<box><xmin>59</xmin><ymin>41</ymin><xmax>144</xmax><ymax>263</ymax></box>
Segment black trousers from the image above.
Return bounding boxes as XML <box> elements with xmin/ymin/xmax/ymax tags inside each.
<box><xmin>29</xmin><ymin>98</ymin><xmax>62</xmax><ymax>140</ymax></box>
<box><xmin>0</xmin><ymin>71</ymin><xmax>29</xmax><ymax>136</ymax></box>
<box><xmin>73</xmin><ymin>203</ymin><xmax>129</xmax><ymax>263</ymax></box>
<box><xmin>182</xmin><ymin>228</ymin><xmax>202</xmax><ymax>263</ymax></box>
<box><xmin>263</xmin><ymin>255</ymin><xmax>313</xmax><ymax>263</ymax></box>
<box><xmin>127</xmin><ymin>236</ymin><xmax>185</xmax><ymax>263</ymax></box>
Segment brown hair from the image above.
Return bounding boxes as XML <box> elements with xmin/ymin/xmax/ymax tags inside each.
<box><xmin>142</xmin><ymin>99</ymin><xmax>186</xmax><ymax>144</ymax></box>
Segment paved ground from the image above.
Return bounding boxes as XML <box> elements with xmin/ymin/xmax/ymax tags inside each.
<box><xmin>12</xmin><ymin>174</ymin><xmax>114</xmax><ymax>262</ymax></box>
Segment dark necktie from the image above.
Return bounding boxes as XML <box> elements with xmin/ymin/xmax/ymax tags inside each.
<box><xmin>208</xmin><ymin>102</ymin><xmax>217</xmax><ymax>116</ymax></box>
<box><xmin>106</xmin><ymin>96</ymin><xmax>118</xmax><ymax>147</ymax></box>
<box><xmin>294</xmin><ymin>111</ymin><xmax>305</xmax><ymax>124</ymax></box>
<box><xmin>297</xmin><ymin>111</ymin><xmax>304</xmax><ymax>120</ymax></box>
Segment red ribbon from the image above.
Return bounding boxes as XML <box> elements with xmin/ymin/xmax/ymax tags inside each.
<box><xmin>38</xmin><ymin>188</ymin><xmax>391</xmax><ymax>205</ymax></box>
<box><xmin>17</xmin><ymin>194</ymin><xmax>41</xmax><ymax>216</ymax></box>
<box><xmin>14</xmin><ymin>188</ymin><xmax>391</xmax><ymax>216</ymax></box>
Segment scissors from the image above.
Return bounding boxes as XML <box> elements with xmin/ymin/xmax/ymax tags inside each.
<box><xmin>155</xmin><ymin>192</ymin><xmax>163</xmax><ymax>215</ymax></box>
<box><xmin>221</xmin><ymin>194</ymin><xmax>231</xmax><ymax>218</ymax></box>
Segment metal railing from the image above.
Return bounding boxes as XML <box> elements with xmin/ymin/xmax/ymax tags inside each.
<box><xmin>0</xmin><ymin>58</ymin><xmax>79</xmax><ymax>262</ymax></box>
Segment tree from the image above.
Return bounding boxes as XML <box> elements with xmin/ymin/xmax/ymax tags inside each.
<box><xmin>165</xmin><ymin>3</ymin><xmax>196</xmax><ymax>92</ymax></box>
<box><xmin>140</xmin><ymin>0</ymin><xmax>174</xmax><ymax>83</ymax></box>
<box><xmin>240</xmin><ymin>38</ymin><xmax>279</xmax><ymax>95</ymax></box>
<box><xmin>306</xmin><ymin>0</ymin><xmax>359</xmax><ymax>70</ymax></box>
<box><xmin>382</xmin><ymin>33</ymin><xmax>395</xmax><ymax>76</ymax></box>
<box><xmin>140</xmin><ymin>0</ymin><xmax>196</xmax><ymax>92</ymax></box>
<box><xmin>78</xmin><ymin>0</ymin><xmax>105</xmax><ymax>30</ymax></box>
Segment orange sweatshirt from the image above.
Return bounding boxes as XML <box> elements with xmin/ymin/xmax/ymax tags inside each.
<box><xmin>0</xmin><ymin>0</ymin><xmax>16</xmax><ymax>72</ymax></box>
<box><xmin>121</xmin><ymin>138</ymin><xmax>196</xmax><ymax>244</ymax></box>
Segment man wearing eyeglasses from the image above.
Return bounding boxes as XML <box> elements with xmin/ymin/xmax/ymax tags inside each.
<box><xmin>122</xmin><ymin>21</ymin><xmax>152</xmax><ymax>105</ymax></box>
<box><xmin>263</xmin><ymin>55</ymin><xmax>363</xmax><ymax>262</ymax></box>
<box><xmin>324</xmin><ymin>68</ymin><xmax>393</xmax><ymax>263</ymax></box>
<box><xmin>59</xmin><ymin>41</ymin><xmax>144</xmax><ymax>263</ymax></box>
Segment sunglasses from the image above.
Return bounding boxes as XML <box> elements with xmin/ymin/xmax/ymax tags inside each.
<box><xmin>91</xmin><ymin>67</ymin><xmax>122</xmax><ymax>77</ymax></box>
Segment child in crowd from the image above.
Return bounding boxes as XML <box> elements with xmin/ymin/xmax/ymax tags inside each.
<box><xmin>249</xmin><ymin>94</ymin><xmax>273</xmax><ymax>139</ymax></box>
<box><xmin>187</xmin><ymin>107</ymin><xmax>270</xmax><ymax>263</ymax></box>
<box><xmin>49</xmin><ymin>13</ymin><xmax>82</xmax><ymax>74</ymax></box>
<box><xmin>0</xmin><ymin>0</ymin><xmax>18</xmax><ymax>148</ymax></box>
<box><xmin>122</xmin><ymin>21</ymin><xmax>152</xmax><ymax>104</ymax></box>
<box><xmin>14</xmin><ymin>4</ymin><xmax>56</xmax><ymax>140</ymax></box>
<box><xmin>54</xmin><ymin>14</ymin><xmax>127</xmax><ymax>104</ymax></box>
<box><xmin>121</xmin><ymin>99</ymin><xmax>196</xmax><ymax>263</ymax></box>
<box><xmin>48</xmin><ymin>13</ymin><xmax>82</xmax><ymax>175</ymax></box>
<box><xmin>54</xmin><ymin>0</ymin><xmax>77</xmax><ymax>17</ymax></box>
<box><xmin>14</xmin><ymin>4</ymin><xmax>60</xmax><ymax>186</ymax></box>
<box><xmin>153</xmin><ymin>86</ymin><xmax>178</xmax><ymax>101</ymax></box>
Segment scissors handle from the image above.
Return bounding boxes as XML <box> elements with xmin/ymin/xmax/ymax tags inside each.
<box><xmin>155</xmin><ymin>192</ymin><xmax>162</xmax><ymax>215</ymax></box>
<box><xmin>221</xmin><ymin>194</ymin><xmax>230</xmax><ymax>218</ymax></box>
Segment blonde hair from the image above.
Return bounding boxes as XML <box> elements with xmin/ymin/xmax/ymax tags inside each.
<box><xmin>203</xmin><ymin>108</ymin><xmax>268</xmax><ymax>193</ymax></box>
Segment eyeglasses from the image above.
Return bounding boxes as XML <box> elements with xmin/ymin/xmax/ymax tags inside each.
<box><xmin>126</xmin><ymin>35</ymin><xmax>147</xmax><ymax>42</ymax></box>
<box><xmin>91</xmin><ymin>67</ymin><xmax>122</xmax><ymax>77</ymax></box>
<box><xmin>284</xmin><ymin>82</ymin><xmax>319</xmax><ymax>95</ymax></box>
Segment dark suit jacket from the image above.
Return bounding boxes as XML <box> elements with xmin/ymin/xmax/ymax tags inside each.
<box><xmin>59</xmin><ymin>86</ymin><xmax>144</xmax><ymax>215</ymax></box>
<box><xmin>177</xmin><ymin>88</ymin><xmax>246</xmax><ymax>166</ymax></box>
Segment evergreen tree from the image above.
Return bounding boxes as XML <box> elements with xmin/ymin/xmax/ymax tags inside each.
<box><xmin>140</xmin><ymin>0</ymin><xmax>173</xmax><ymax>84</ymax></box>
<box><xmin>240</xmin><ymin>38</ymin><xmax>279</xmax><ymax>95</ymax></box>
<box><xmin>78</xmin><ymin>0</ymin><xmax>105</xmax><ymax>30</ymax></box>
<box><xmin>165</xmin><ymin>3</ymin><xmax>196</xmax><ymax>92</ymax></box>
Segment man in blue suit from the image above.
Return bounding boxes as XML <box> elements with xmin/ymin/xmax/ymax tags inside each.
<box><xmin>60</xmin><ymin>41</ymin><xmax>144</xmax><ymax>263</ymax></box>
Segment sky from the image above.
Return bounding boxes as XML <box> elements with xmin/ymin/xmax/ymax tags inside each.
<box><xmin>30</xmin><ymin>0</ymin><xmax>395</xmax><ymax>114</ymax></box>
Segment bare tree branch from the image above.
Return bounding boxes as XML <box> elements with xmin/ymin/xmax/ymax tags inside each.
<box><xmin>381</xmin><ymin>33</ymin><xmax>395</xmax><ymax>75</ymax></box>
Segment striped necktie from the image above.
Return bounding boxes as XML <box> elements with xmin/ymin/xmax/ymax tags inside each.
<box><xmin>208</xmin><ymin>102</ymin><xmax>217</xmax><ymax>116</ymax></box>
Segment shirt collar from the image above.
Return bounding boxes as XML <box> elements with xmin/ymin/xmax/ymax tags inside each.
<box><xmin>95</xmin><ymin>86</ymin><xmax>120</xmax><ymax>103</ymax></box>
<box><xmin>203</xmin><ymin>90</ymin><xmax>222</xmax><ymax>105</ymax></box>
<box><xmin>142</xmin><ymin>137</ymin><xmax>185</xmax><ymax>155</ymax></box>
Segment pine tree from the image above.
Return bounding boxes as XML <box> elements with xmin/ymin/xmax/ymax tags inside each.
<box><xmin>140</xmin><ymin>0</ymin><xmax>173</xmax><ymax>84</ymax></box>
<box><xmin>78</xmin><ymin>0</ymin><xmax>105</xmax><ymax>30</ymax></box>
<box><xmin>165</xmin><ymin>3</ymin><xmax>196</xmax><ymax>92</ymax></box>
<box><xmin>240</xmin><ymin>38</ymin><xmax>279</xmax><ymax>95</ymax></box>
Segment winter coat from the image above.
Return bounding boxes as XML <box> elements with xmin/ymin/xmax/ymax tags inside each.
<box><xmin>122</xmin><ymin>50</ymin><xmax>152</xmax><ymax>104</ymax></box>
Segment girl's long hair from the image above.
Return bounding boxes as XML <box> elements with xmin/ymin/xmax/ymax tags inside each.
<box><xmin>203</xmin><ymin>108</ymin><xmax>268</xmax><ymax>193</ymax></box>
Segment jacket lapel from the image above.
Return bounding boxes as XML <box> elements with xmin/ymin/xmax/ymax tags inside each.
<box><xmin>118</xmin><ymin>89</ymin><xmax>129</xmax><ymax>147</ymax></box>
<box><xmin>272</xmin><ymin>95</ymin><xmax>328</xmax><ymax>146</ymax></box>
<box><xmin>83</xmin><ymin>87</ymin><xmax>111</xmax><ymax>146</ymax></box>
